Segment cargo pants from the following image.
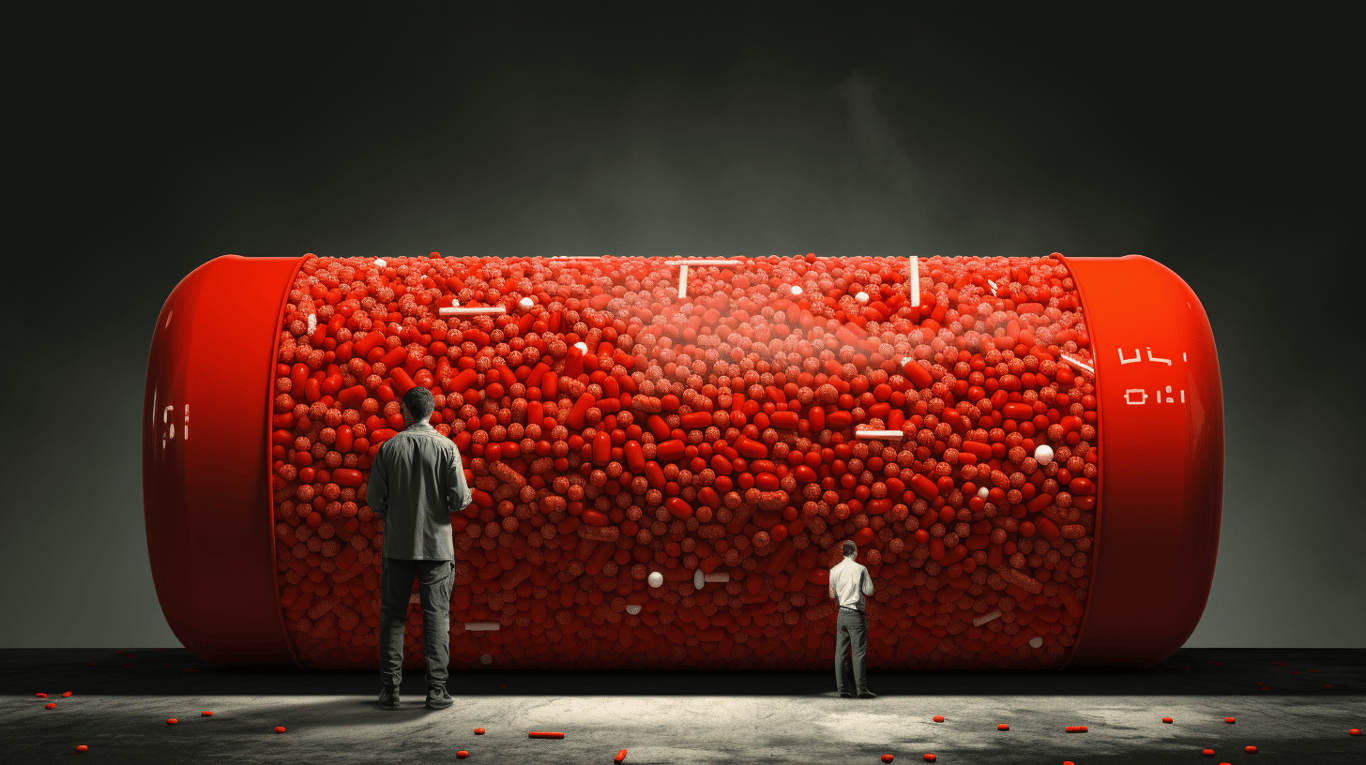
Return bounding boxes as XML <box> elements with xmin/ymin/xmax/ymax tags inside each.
<box><xmin>379</xmin><ymin>557</ymin><xmax>454</xmax><ymax>688</ymax></box>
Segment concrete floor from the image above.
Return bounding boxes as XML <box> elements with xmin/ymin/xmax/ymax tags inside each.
<box><xmin>2</xmin><ymin>648</ymin><xmax>1361</xmax><ymax>764</ymax></box>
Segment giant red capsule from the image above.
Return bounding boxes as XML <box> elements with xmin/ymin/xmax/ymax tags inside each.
<box><xmin>145</xmin><ymin>253</ymin><xmax>1222</xmax><ymax>673</ymax></box>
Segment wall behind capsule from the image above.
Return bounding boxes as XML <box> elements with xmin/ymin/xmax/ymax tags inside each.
<box><xmin>3</xmin><ymin>1</ymin><xmax>1362</xmax><ymax>650</ymax></box>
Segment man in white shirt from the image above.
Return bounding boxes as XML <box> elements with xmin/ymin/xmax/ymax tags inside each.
<box><xmin>828</xmin><ymin>540</ymin><xmax>876</xmax><ymax>698</ymax></box>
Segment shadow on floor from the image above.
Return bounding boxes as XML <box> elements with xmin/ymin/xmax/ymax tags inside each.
<box><xmin>2</xmin><ymin>648</ymin><xmax>1361</xmax><ymax>698</ymax></box>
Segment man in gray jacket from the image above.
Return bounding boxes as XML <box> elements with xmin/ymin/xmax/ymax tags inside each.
<box><xmin>368</xmin><ymin>386</ymin><xmax>472</xmax><ymax>711</ymax></box>
<box><xmin>829</xmin><ymin>539</ymin><xmax>876</xmax><ymax>698</ymax></box>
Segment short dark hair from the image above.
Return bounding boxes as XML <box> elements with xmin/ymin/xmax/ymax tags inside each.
<box><xmin>402</xmin><ymin>386</ymin><xmax>434</xmax><ymax>421</ymax></box>
<box><xmin>842</xmin><ymin>540</ymin><xmax>857</xmax><ymax>558</ymax></box>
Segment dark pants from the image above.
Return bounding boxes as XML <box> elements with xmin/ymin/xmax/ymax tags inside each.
<box><xmin>835</xmin><ymin>607</ymin><xmax>869</xmax><ymax>694</ymax></box>
<box><xmin>379</xmin><ymin>557</ymin><xmax>453</xmax><ymax>688</ymax></box>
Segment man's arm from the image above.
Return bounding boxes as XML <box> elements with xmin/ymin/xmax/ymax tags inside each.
<box><xmin>861</xmin><ymin>567</ymin><xmax>874</xmax><ymax>596</ymax></box>
<box><xmin>446</xmin><ymin>444</ymin><xmax>472</xmax><ymax>514</ymax></box>
<box><xmin>368</xmin><ymin>444</ymin><xmax>388</xmax><ymax>518</ymax></box>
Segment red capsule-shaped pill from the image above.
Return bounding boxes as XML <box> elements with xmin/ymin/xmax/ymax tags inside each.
<box><xmin>529</xmin><ymin>731</ymin><xmax>565</xmax><ymax>739</ymax></box>
<box><xmin>1162</xmin><ymin>717</ymin><xmax>1173</xmax><ymax>723</ymax></box>
<box><xmin>882</xmin><ymin>756</ymin><xmax>894</xmax><ymax>763</ymax></box>
<box><xmin>76</xmin><ymin>745</ymin><xmax>89</xmax><ymax>752</ymax></box>
<box><xmin>665</xmin><ymin>497</ymin><xmax>693</xmax><ymax>520</ymax></box>
<box><xmin>922</xmin><ymin>755</ymin><xmax>936</xmax><ymax>763</ymax></box>
<box><xmin>36</xmin><ymin>693</ymin><xmax>47</xmax><ymax>698</ymax></box>
<box><xmin>1065</xmin><ymin>725</ymin><xmax>1087</xmax><ymax>733</ymax></box>
<box><xmin>997</xmin><ymin>723</ymin><xmax>1009</xmax><ymax>730</ymax></box>
<box><xmin>1244</xmin><ymin>745</ymin><xmax>1257</xmax><ymax>754</ymax></box>
<box><xmin>46</xmin><ymin>702</ymin><xmax>56</xmax><ymax>709</ymax></box>
<box><xmin>1225</xmin><ymin>717</ymin><xmax>1235</xmax><ymax>724</ymax></box>
<box><xmin>1349</xmin><ymin>728</ymin><xmax>1361</xmax><ymax>736</ymax></box>
<box><xmin>167</xmin><ymin>718</ymin><xmax>178</xmax><ymax>725</ymax></box>
<box><xmin>474</xmin><ymin>727</ymin><xmax>485</xmax><ymax>734</ymax></box>
<box><xmin>932</xmin><ymin>715</ymin><xmax>944</xmax><ymax>723</ymax></box>
<box><xmin>274</xmin><ymin>726</ymin><xmax>286</xmax><ymax>733</ymax></box>
<box><xmin>615</xmin><ymin>748</ymin><xmax>628</xmax><ymax>763</ymax></box>
<box><xmin>63</xmin><ymin>691</ymin><xmax>73</xmax><ymax>697</ymax></box>
<box><xmin>202</xmin><ymin>711</ymin><xmax>213</xmax><ymax>717</ymax></box>
<box><xmin>456</xmin><ymin>752</ymin><xmax>469</xmax><ymax>759</ymax></box>
<box><xmin>1202</xmin><ymin>749</ymin><xmax>1215</xmax><ymax>756</ymax></box>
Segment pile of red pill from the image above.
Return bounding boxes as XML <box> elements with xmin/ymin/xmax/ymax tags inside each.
<box><xmin>267</xmin><ymin>254</ymin><xmax>1100</xmax><ymax>669</ymax></box>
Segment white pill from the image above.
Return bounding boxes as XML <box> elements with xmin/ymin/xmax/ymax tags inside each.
<box><xmin>693</xmin><ymin>570</ymin><xmax>705</xmax><ymax>590</ymax></box>
<box><xmin>625</xmin><ymin>604</ymin><xmax>641</xmax><ymax>615</ymax></box>
<box><xmin>1028</xmin><ymin>637</ymin><xmax>1043</xmax><ymax>649</ymax></box>
<box><xmin>977</xmin><ymin>486</ymin><xmax>989</xmax><ymax>500</ymax></box>
<box><xmin>855</xmin><ymin>291</ymin><xmax>870</xmax><ymax>304</ymax></box>
<box><xmin>480</xmin><ymin>654</ymin><xmax>492</xmax><ymax>665</ymax></box>
<box><xmin>790</xmin><ymin>285</ymin><xmax>803</xmax><ymax>296</ymax></box>
<box><xmin>307</xmin><ymin>314</ymin><xmax>317</xmax><ymax>332</ymax></box>
<box><xmin>373</xmin><ymin>258</ymin><xmax>387</xmax><ymax>268</ymax></box>
<box><xmin>1034</xmin><ymin>444</ymin><xmax>1055</xmax><ymax>466</ymax></box>
<box><xmin>647</xmin><ymin>571</ymin><xmax>664</xmax><ymax>588</ymax></box>
<box><xmin>518</xmin><ymin>296</ymin><xmax>534</xmax><ymax>310</ymax></box>
<box><xmin>574</xmin><ymin>342</ymin><xmax>589</xmax><ymax>354</ymax></box>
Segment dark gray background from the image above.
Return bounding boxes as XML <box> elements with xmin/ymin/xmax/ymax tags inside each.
<box><xmin>4</xmin><ymin>2</ymin><xmax>1361</xmax><ymax>649</ymax></box>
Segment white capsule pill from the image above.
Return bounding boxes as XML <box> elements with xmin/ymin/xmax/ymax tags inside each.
<box><xmin>1034</xmin><ymin>444</ymin><xmax>1054</xmax><ymax>466</ymax></box>
<box><xmin>693</xmin><ymin>570</ymin><xmax>706</xmax><ymax>590</ymax></box>
<box><xmin>519</xmin><ymin>296</ymin><xmax>534</xmax><ymax>310</ymax></box>
<box><xmin>855</xmin><ymin>291</ymin><xmax>870</xmax><ymax>304</ymax></box>
<box><xmin>648</xmin><ymin>571</ymin><xmax>664</xmax><ymax>588</ymax></box>
<box><xmin>977</xmin><ymin>486</ymin><xmax>989</xmax><ymax>500</ymax></box>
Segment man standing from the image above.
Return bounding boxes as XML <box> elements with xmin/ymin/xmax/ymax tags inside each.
<box><xmin>828</xmin><ymin>540</ymin><xmax>876</xmax><ymax>698</ymax></box>
<box><xmin>367</xmin><ymin>386</ymin><xmax>472</xmax><ymax>711</ymax></box>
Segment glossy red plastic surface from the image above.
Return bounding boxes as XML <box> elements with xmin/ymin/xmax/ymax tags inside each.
<box><xmin>1063</xmin><ymin>255</ymin><xmax>1224</xmax><ymax>667</ymax></box>
<box><xmin>143</xmin><ymin>254</ymin><xmax>304</xmax><ymax>666</ymax></box>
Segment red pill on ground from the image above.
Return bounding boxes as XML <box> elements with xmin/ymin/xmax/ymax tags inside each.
<box><xmin>1244</xmin><ymin>745</ymin><xmax>1257</xmax><ymax>754</ymax></box>
<box><xmin>1162</xmin><ymin>717</ymin><xmax>1173</xmax><ymax>723</ymax></box>
<box><xmin>167</xmin><ymin>718</ymin><xmax>178</xmax><ymax>725</ymax></box>
<box><xmin>1065</xmin><ymin>725</ymin><xmax>1088</xmax><ymax>733</ymax></box>
<box><xmin>202</xmin><ymin>711</ymin><xmax>213</xmax><ymax>717</ymax></box>
<box><xmin>76</xmin><ymin>745</ymin><xmax>88</xmax><ymax>753</ymax></box>
<box><xmin>36</xmin><ymin>693</ymin><xmax>47</xmax><ymax>698</ymax></box>
<box><xmin>1349</xmin><ymin>728</ymin><xmax>1361</xmax><ymax>736</ymax></box>
<box><xmin>456</xmin><ymin>752</ymin><xmax>469</xmax><ymax>760</ymax></box>
<box><xmin>882</xmin><ymin>756</ymin><xmax>894</xmax><ymax>763</ymax></box>
<box><xmin>922</xmin><ymin>755</ymin><xmax>936</xmax><ymax>763</ymax></box>
<box><xmin>46</xmin><ymin>703</ymin><xmax>56</xmax><ymax>709</ymax></box>
<box><xmin>274</xmin><ymin>726</ymin><xmax>286</xmax><ymax>733</ymax></box>
<box><xmin>932</xmin><ymin>715</ymin><xmax>945</xmax><ymax>723</ymax></box>
<box><xmin>529</xmin><ymin>731</ymin><xmax>565</xmax><ymax>739</ymax></box>
<box><xmin>615</xmin><ymin>748</ymin><xmax>629</xmax><ymax>763</ymax></box>
<box><xmin>1202</xmin><ymin>749</ymin><xmax>1215</xmax><ymax>756</ymax></box>
<box><xmin>1225</xmin><ymin>717</ymin><xmax>1236</xmax><ymax>724</ymax></box>
<box><xmin>474</xmin><ymin>727</ymin><xmax>485</xmax><ymax>734</ymax></box>
<box><xmin>63</xmin><ymin>692</ymin><xmax>73</xmax><ymax>697</ymax></box>
<box><xmin>998</xmin><ymin>723</ymin><xmax>1009</xmax><ymax>730</ymax></box>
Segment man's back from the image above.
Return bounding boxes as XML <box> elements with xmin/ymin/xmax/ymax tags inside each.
<box><xmin>367</xmin><ymin>420</ymin><xmax>470</xmax><ymax>560</ymax></box>
<box><xmin>828</xmin><ymin>557</ymin><xmax>874</xmax><ymax>611</ymax></box>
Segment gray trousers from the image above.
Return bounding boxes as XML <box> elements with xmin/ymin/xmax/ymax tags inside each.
<box><xmin>834</xmin><ymin>607</ymin><xmax>869</xmax><ymax>694</ymax></box>
<box><xmin>379</xmin><ymin>557</ymin><xmax>453</xmax><ymax>688</ymax></box>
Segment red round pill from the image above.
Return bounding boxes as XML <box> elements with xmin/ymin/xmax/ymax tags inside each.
<box><xmin>882</xmin><ymin>756</ymin><xmax>894</xmax><ymax>763</ymax></box>
<box><xmin>998</xmin><ymin>723</ymin><xmax>1009</xmax><ymax>731</ymax></box>
<box><xmin>46</xmin><ymin>703</ymin><xmax>56</xmax><ymax>709</ymax></box>
<box><xmin>1162</xmin><ymin>717</ymin><xmax>1173</xmax><ymax>723</ymax></box>
<box><xmin>1244</xmin><ymin>745</ymin><xmax>1257</xmax><ymax>754</ymax></box>
<box><xmin>76</xmin><ymin>745</ymin><xmax>88</xmax><ymax>753</ymax></box>
<box><xmin>274</xmin><ymin>726</ymin><xmax>286</xmax><ymax>733</ymax></box>
<box><xmin>474</xmin><ymin>727</ymin><xmax>485</xmax><ymax>734</ymax></box>
<box><xmin>923</xmin><ymin>755</ymin><xmax>936</xmax><ymax>763</ymax></box>
<box><xmin>456</xmin><ymin>752</ymin><xmax>469</xmax><ymax>760</ymax></box>
<box><xmin>202</xmin><ymin>711</ymin><xmax>213</xmax><ymax>717</ymax></box>
<box><xmin>932</xmin><ymin>715</ymin><xmax>945</xmax><ymax>723</ymax></box>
